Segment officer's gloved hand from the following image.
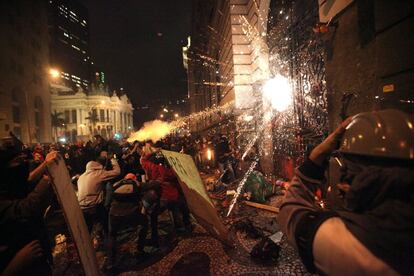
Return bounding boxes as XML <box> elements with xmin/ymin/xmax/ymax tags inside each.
<box><xmin>310</xmin><ymin>117</ymin><xmax>353</xmax><ymax>166</ymax></box>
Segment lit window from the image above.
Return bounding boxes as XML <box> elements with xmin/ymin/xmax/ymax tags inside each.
<box><xmin>58</xmin><ymin>26</ymin><xmax>68</xmax><ymax>32</ymax></box>
<box><xmin>71</xmin><ymin>45</ymin><xmax>80</xmax><ymax>51</ymax></box>
<box><xmin>69</xmin><ymin>14</ymin><xmax>79</xmax><ymax>23</ymax></box>
<box><xmin>63</xmin><ymin>32</ymin><xmax>69</xmax><ymax>37</ymax></box>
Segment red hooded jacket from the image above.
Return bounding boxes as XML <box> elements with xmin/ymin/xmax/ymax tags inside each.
<box><xmin>140</xmin><ymin>154</ymin><xmax>179</xmax><ymax>201</ymax></box>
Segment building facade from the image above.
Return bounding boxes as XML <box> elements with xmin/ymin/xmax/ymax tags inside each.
<box><xmin>321</xmin><ymin>0</ymin><xmax>414</xmax><ymax>128</ymax></box>
<box><xmin>188</xmin><ymin>0</ymin><xmax>271</xmax><ymax>126</ymax></box>
<box><xmin>51</xmin><ymin>84</ymin><xmax>134</xmax><ymax>142</ymax></box>
<box><xmin>187</xmin><ymin>0</ymin><xmax>273</xmax><ymax>170</ymax></box>
<box><xmin>48</xmin><ymin>0</ymin><xmax>91</xmax><ymax>90</ymax></box>
<box><xmin>187</xmin><ymin>0</ymin><xmax>414</xmax><ymax>176</ymax></box>
<box><xmin>0</xmin><ymin>0</ymin><xmax>52</xmax><ymax>144</ymax></box>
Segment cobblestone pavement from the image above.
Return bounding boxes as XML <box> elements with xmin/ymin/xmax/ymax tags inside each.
<box><xmin>119</xmin><ymin>194</ymin><xmax>309</xmax><ymax>275</ymax></box>
<box><xmin>123</xmin><ymin>227</ymin><xmax>309</xmax><ymax>275</ymax></box>
<box><xmin>52</xmin><ymin>174</ymin><xmax>310</xmax><ymax>275</ymax></box>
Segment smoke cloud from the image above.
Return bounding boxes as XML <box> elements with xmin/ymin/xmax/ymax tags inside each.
<box><xmin>127</xmin><ymin>120</ymin><xmax>177</xmax><ymax>142</ymax></box>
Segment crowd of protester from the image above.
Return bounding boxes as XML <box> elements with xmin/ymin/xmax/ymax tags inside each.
<box><xmin>0</xmin><ymin>131</ymin><xmax>239</xmax><ymax>273</ymax></box>
<box><xmin>2</xmin><ymin>108</ymin><xmax>412</xmax><ymax>275</ymax></box>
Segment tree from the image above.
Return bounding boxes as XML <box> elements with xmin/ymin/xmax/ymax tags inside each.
<box><xmin>85</xmin><ymin>111</ymin><xmax>99</xmax><ymax>136</ymax></box>
<box><xmin>51</xmin><ymin>111</ymin><xmax>66</xmax><ymax>142</ymax></box>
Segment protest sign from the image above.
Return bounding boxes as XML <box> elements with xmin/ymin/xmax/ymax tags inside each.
<box><xmin>47</xmin><ymin>158</ymin><xmax>100</xmax><ymax>276</ymax></box>
<box><xmin>162</xmin><ymin>150</ymin><xmax>231</xmax><ymax>245</ymax></box>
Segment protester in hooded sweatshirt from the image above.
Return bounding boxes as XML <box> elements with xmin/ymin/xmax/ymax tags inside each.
<box><xmin>77</xmin><ymin>151</ymin><xmax>120</xmax><ymax>235</ymax></box>
<box><xmin>278</xmin><ymin>110</ymin><xmax>414</xmax><ymax>275</ymax></box>
<box><xmin>0</xmin><ymin>134</ymin><xmax>59</xmax><ymax>275</ymax></box>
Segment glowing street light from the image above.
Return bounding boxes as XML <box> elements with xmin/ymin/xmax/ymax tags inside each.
<box><xmin>160</xmin><ymin>114</ymin><xmax>164</xmax><ymax>118</ymax></box>
<box><xmin>49</xmin><ymin>68</ymin><xmax>60</xmax><ymax>79</ymax></box>
<box><xmin>174</xmin><ymin>113</ymin><xmax>179</xmax><ymax>118</ymax></box>
<box><xmin>163</xmin><ymin>108</ymin><xmax>169</xmax><ymax>113</ymax></box>
<box><xmin>263</xmin><ymin>74</ymin><xmax>293</xmax><ymax>112</ymax></box>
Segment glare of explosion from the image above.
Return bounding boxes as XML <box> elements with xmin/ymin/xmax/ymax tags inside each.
<box><xmin>263</xmin><ymin>74</ymin><xmax>293</xmax><ymax>112</ymax></box>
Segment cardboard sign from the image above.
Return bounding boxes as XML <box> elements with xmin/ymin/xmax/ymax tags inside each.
<box><xmin>318</xmin><ymin>0</ymin><xmax>353</xmax><ymax>23</ymax></box>
<box><xmin>47</xmin><ymin>158</ymin><xmax>100</xmax><ymax>276</ymax></box>
<box><xmin>161</xmin><ymin>150</ymin><xmax>231</xmax><ymax>245</ymax></box>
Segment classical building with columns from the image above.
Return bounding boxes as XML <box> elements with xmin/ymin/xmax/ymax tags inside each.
<box><xmin>51</xmin><ymin>83</ymin><xmax>134</xmax><ymax>142</ymax></box>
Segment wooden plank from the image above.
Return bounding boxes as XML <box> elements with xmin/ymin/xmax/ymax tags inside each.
<box><xmin>162</xmin><ymin>150</ymin><xmax>232</xmax><ymax>246</ymax></box>
<box><xmin>243</xmin><ymin>201</ymin><xmax>280</xmax><ymax>213</ymax></box>
<box><xmin>47</xmin><ymin>158</ymin><xmax>99</xmax><ymax>276</ymax></box>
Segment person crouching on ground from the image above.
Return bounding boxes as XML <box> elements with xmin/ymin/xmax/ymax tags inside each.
<box><xmin>278</xmin><ymin>109</ymin><xmax>414</xmax><ymax>275</ymax></box>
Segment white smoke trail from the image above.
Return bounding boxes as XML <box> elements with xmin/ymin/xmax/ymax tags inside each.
<box><xmin>127</xmin><ymin>120</ymin><xmax>179</xmax><ymax>142</ymax></box>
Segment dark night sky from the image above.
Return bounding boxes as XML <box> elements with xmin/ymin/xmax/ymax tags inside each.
<box><xmin>79</xmin><ymin>0</ymin><xmax>192</xmax><ymax>124</ymax></box>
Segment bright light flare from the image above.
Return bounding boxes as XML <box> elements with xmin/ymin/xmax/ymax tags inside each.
<box><xmin>206</xmin><ymin>148</ymin><xmax>212</xmax><ymax>160</ymax></box>
<box><xmin>243</xmin><ymin>115</ymin><xmax>254</xmax><ymax>122</ymax></box>
<box><xmin>49</xmin><ymin>68</ymin><xmax>60</xmax><ymax>79</ymax></box>
<box><xmin>263</xmin><ymin>75</ymin><xmax>293</xmax><ymax>112</ymax></box>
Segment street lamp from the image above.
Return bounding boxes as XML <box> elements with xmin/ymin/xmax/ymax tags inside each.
<box><xmin>160</xmin><ymin>114</ymin><xmax>164</xmax><ymax>118</ymax></box>
<box><xmin>174</xmin><ymin>113</ymin><xmax>179</xmax><ymax>118</ymax></box>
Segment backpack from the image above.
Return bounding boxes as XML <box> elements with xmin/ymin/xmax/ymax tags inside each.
<box><xmin>112</xmin><ymin>179</ymin><xmax>141</xmax><ymax>202</ymax></box>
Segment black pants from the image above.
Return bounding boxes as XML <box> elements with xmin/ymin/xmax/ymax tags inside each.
<box><xmin>150</xmin><ymin>198</ymin><xmax>191</xmax><ymax>238</ymax></box>
<box><xmin>107</xmin><ymin>212</ymin><xmax>149</xmax><ymax>260</ymax></box>
<box><xmin>83</xmin><ymin>204</ymin><xmax>109</xmax><ymax>237</ymax></box>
